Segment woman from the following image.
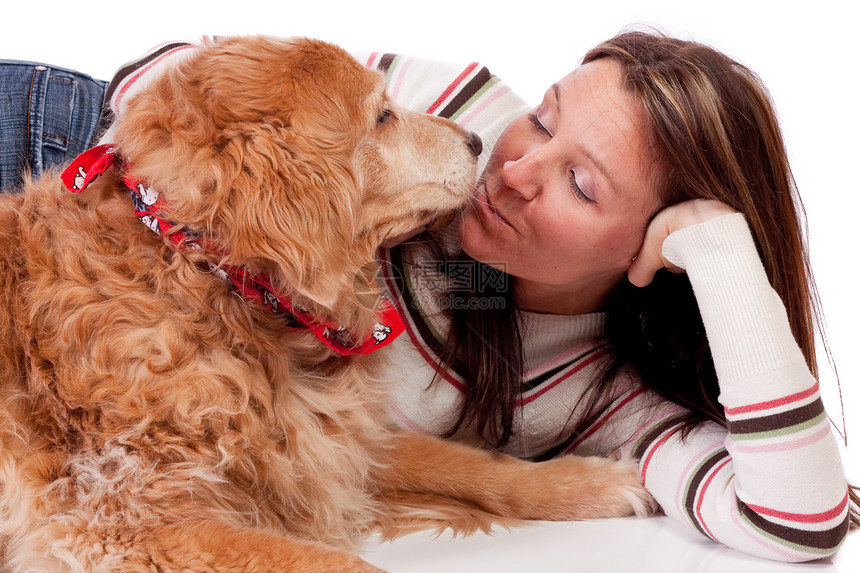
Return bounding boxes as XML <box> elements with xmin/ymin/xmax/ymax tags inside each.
<box><xmin>371</xmin><ymin>31</ymin><xmax>858</xmax><ymax>562</ymax></box>
<box><xmin>0</xmin><ymin>30</ymin><xmax>855</xmax><ymax>562</ymax></box>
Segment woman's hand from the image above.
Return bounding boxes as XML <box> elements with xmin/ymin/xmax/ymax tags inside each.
<box><xmin>628</xmin><ymin>199</ymin><xmax>737</xmax><ymax>287</ymax></box>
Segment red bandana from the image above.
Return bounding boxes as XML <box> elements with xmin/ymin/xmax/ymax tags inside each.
<box><xmin>61</xmin><ymin>144</ymin><xmax>405</xmax><ymax>356</ymax></box>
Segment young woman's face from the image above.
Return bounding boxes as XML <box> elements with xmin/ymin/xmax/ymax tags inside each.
<box><xmin>459</xmin><ymin>58</ymin><xmax>662</xmax><ymax>313</ymax></box>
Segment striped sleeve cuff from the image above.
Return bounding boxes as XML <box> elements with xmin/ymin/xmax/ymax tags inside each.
<box><xmin>639</xmin><ymin>422</ymin><xmax>849</xmax><ymax>561</ymax></box>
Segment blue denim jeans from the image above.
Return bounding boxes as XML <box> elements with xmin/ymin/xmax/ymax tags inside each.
<box><xmin>0</xmin><ymin>60</ymin><xmax>107</xmax><ymax>192</ymax></box>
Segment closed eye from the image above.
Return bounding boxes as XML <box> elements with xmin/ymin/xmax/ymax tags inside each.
<box><xmin>528</xmin><ymin>112</ymin><xmax>551</xmax><ymax>137</ymax></box>
<box><xmin>569</xmin><ymin>169</ymin><xmax>595</xmax><ymax>204</ymax></box>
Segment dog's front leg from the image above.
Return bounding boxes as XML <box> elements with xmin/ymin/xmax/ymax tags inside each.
<box><xmin>371</xmin><ymin>431</ymin><xmax>655</xmax><ymax>537</ymax></box>
<box><xmin>134</xmin><ymin>520</ymin><xmax>384</xmax><ymax>573</ymax></box>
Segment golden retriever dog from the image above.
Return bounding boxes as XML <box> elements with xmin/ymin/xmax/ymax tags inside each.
<box><xmin>0</xmin><ymin>36</ymin><xmax>652</xmax><ymax>571</ymax></box>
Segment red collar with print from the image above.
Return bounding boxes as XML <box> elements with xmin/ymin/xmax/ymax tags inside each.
<box><xmin>60</xmin><ymin>144</ymin><xmax>405</xmax><ymax>356</ymax></box>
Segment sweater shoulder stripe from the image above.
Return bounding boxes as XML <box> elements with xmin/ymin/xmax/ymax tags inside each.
<box><xmin>372</xmin><ymin>52</ymin><xmax>399</xmax><ymax>74</ymax></box>
<box><xmin>97</xmin><ymin>41</ymin><xmax>193</xmax><ymax>137</ymax></box>
<box><xmin>367</xmin><ymin>54</ymin><xmax>492</xmax><ymax>123</ymax></box>
<box><xmin>437</xmin><ymin>66</ymin><xmax>495</xmax><ymax>120</ymax></box>
<box><xmin>446</xmin><ymin>76</ymin><xmax>501</xmax><ymax>122</ymax></box>
<box><xmin>426</xmin><ymin>62</ymin><xmax>480</xmax><ymax>115</ymax></box>
<box><xmin>457</xmin><ymin>83</ymin><xmax>513</xmax><ymax>130</ymax></box>
<box><xmin>104</xmin><ymin>42</ymin><xmax>192</xmax><ymax>106</ymax></box>
<box><xmin>112</xmin><ymin>44</ymin><xmax>197</xmax><ymax>118</ymax></box>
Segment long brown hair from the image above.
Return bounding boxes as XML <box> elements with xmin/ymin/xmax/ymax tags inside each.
<box><xmin>584</xmin><ymin>31</ymin><xmax>819</xmax><ymax>395</ymax></box>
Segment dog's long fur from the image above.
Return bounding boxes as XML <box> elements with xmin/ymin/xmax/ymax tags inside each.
<box><xmin>0</xmin><ymin>36</ymin><xmax>652</xmax><ymax>572</ymax></box>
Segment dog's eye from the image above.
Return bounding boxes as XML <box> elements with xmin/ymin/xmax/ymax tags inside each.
<box><xmin>377</xmin><ymin>109</ymin><xmax>393</xmax><ymax>126</ymax></box>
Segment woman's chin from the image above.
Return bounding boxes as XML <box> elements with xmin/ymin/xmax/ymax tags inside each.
<box><xmin>458</xmin><ymin>206</ymin><xmax>490</xmax><ymax>260</ymax></box>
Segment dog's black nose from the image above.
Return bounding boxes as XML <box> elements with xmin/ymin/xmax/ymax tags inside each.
<box><xmin>466</xmin><ymin>132</ymin><xmax>483</xmax><ymax>158</ymax></box>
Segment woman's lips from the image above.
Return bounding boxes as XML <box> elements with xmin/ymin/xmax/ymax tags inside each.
<box><xmin>478</xmin><ymin>182</ymin><xmax>514</xmax><ymax>229</ymax></box>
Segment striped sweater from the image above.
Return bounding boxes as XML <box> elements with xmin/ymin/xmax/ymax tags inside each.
<box><xmin>99</xmin><ymin>39</ymin><xmax>850</xmax><ymax>562</ymax></box>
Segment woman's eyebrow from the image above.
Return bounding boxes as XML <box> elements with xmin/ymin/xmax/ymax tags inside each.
<box><xmin>582</xmin><ymin>146</ymin><xmax>618</xmax><ymax>197</ymax></box>
<box><xmin>555</xmin><ymin>81</ymin><xmax>619</xmax><ymax>197</ymax></box>
<box><xmin>552</xmin><ymin>83</ymin><xmax>561</xmax><ymax>113</ymax></box>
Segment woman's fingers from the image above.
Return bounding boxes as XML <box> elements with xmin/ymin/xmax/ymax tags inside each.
<box><xmin>627</xmin><ymin>211</ymin><xmax>678</xmax><ymax>287</ymax></box>
<box><xmin>627</xmin><ymin>199</ymin><xmax>737</xmax><ymax>288</ymax></box>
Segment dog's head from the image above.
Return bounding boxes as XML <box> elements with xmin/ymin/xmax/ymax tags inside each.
<box><xmin>114</xmin><ymin>36</ymin><xmax>479</xmax><ymax>329</ymax></box>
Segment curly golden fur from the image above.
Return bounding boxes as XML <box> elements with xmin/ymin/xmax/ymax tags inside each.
<box><xmin>0</xmin><ymin>36</ymin><xmax>653</xmax><ymax>571</ymax></box>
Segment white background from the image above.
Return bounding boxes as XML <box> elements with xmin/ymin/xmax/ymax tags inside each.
<box><xmin>3</xmin><ymin>0</ymin><xmax>858</xmax><ymax>569</ymax></box>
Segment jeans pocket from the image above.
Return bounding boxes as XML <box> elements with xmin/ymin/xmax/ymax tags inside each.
<box><xmin>41</xmin><ymin>72</ymin><xmax>77</xmax><ymax>162</ymax></box>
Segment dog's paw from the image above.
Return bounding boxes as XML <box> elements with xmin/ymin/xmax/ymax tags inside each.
<box><xmin>519</xmin><ymin>455</ymin><xmax>657</xmax><ymax>521</ymax></box>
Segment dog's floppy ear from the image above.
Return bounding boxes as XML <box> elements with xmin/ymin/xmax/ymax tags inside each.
<box><xmin>114</xmin><ymin>37</ymin><xmax>377</xmax><ymax>312</ymax></box>
<box><xmin>213</xmin><ymin>120</ymin><xmax>365</xmax><ymax>310</ymax></box>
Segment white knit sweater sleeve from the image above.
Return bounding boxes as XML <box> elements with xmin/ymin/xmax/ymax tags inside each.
<box><xmin>637</xmin><ymin>213</ymin><xmax>849</xmax><ymax>561</ymax></box>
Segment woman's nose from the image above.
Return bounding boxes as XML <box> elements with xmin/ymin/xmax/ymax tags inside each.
<box><xmin>501</xmin><ymin>153</ymin><xmax>542</xmax><ymax>200</ymax></box>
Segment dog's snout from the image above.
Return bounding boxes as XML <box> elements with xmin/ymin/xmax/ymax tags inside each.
<box><xmin>466</xmin><ymin>132</ymin><xmax>483</xmax><ymax>158</ymax></box>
